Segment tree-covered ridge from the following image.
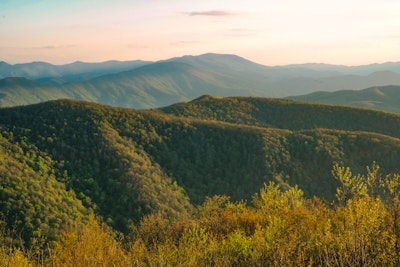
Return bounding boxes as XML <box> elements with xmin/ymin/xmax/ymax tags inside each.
<box><xmin>160</xmin><ymin>95</ymin><xmax>400</xmax><ymax>138</ymax></box>
<box><xmin>2</xmin><ymin>98</ymin><xmax>400</xmax><ymax>254</ymax></box>
<box><xmin>289</xmin><ymin>85</ymin><xmax>400</xmax><ymax>114</ymax></box>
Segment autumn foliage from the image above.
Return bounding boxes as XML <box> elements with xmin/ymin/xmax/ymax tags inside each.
<box><xmin>0</xmin><ymin>163</ymin><xmax>399</xmax><ymax>266</ymax></box>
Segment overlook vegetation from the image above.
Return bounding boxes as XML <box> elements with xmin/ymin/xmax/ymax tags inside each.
<box><xmin>2</xmin><ymin>166</ymin><xmax>400</xmax><ymax>266</ymax></box>
<box><xmin>1</xmin><ymin>97</ymin><xmax>400</xmax><ymax>265</ymax></box>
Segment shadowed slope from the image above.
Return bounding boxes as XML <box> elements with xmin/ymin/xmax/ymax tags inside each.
<box><xmin>288</xmin><ymin>85</ymin><xmax>400</xmax><ymax>114</ymax></box>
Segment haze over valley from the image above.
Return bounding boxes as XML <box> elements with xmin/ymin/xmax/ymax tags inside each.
<box><xmin>2</xmin><ymin>53</ymin><xmax>400</xmax><ymax>112</ymax></box>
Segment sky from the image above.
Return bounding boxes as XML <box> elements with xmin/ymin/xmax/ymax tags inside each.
<box><xmin>1</xmin><ymin>0</ymin><xmax>400</xmax><ymax>66</ymax></box>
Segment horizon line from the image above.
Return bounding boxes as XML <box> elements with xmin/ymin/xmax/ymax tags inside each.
<box><xmin>1</xmin><ymin>52</ymin><xmax>399</xmax><ymax>67</ymax></box>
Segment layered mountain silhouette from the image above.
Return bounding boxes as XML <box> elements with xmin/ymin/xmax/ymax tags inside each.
<box><xmin>0</xmin><ymin>60</ymin><xmax>150</xmax><ymax>82</ymax></box>
<box><xmin>2</xmin><ymin>53</ymin><xmax>400</xmax><ymax>109</ymax></box>
<box><xmin>288</xmin><ymin>85</ymin><xmax>400</xmax><ymax>114</ymax></box>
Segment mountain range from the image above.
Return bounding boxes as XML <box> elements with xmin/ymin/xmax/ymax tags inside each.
<box><xmin>2</xmin><ymin>53</ymin><xmax>400</xmax><ymax>110</ymax></box>
<box><xmin>0</xmin><ymin>60</ymin><xmax>150</xmax><ymax>82</ymax></box>
<box><xmin>2</xmin><ymin>96</ymin><xmax>400</xmax><ymax>245</ymax></box>
<box><xmin>288</xmin><ymin>85</ymin><xmax>400</xmax><ymax>114</ymax></box>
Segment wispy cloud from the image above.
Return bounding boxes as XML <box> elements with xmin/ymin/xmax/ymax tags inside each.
<box><xmin>185</xmin><ymin>10</ymin><xmax>237</xmax><ymax>17</ymax></box>
<box><xmin>30</xmin><ymin>44</ymin><xmax>77</xmax><ymax>50</ymax></box>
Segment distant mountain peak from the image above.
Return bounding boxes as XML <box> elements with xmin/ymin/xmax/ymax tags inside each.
<box><xmin>191</xmin><ymin>94</ymin><xmax>215</xmax><ymax>102</ymax></box>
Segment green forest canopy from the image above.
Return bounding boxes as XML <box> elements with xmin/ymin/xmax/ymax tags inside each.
<box><xmin>1</xmin><ymin>97</ymin><xmax>400</xmax><ymax>265</ymax></box>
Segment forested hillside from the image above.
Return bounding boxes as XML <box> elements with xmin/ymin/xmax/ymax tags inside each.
<box><xmin>289</xmin><ymin>85</ymin><xmax>400</xmax><ymax>114</ymax></box>
<box><xmin>2</xmin><ymin>98</ymin><xmax>400</xmax><ymax>265</ymax></box>
<box><xmin>160</xmin><ymin>95</ymin><xmax>400</xmax><ymax>137</ymax></box>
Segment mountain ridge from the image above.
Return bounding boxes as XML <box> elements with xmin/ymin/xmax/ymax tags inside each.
<box><xmin>2</xmin><ymin>53</ymin><xmax>400</xmax><ymax>109</ymax></box>
<box><xmin>0</xmin><ymin>59</ymin><xmax>151</xmax><ymax>82</ymax></box>
<box><xmin>5</xmin><ymin>53</ymin><xmax>400</xmax><ymax>76</ymax></box>
<box><xmin>2</xmin><ymin>96</ymin><xmax>400</xmax><ymax>245</ymax></box>
<box><xmin>288</xmin><ymin>85</ymin><xmax>400</xmax><ymax>114</ymax></box>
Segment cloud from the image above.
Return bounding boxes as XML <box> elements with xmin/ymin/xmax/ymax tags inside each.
<box><xmin>185</xmin><ymin>10</ymin><xmax>236</xmax><ymax>17</ymax></box>
<box><xmin>36</xmin><ymin>45</ymin><xmax>59</xmax><ymax>50</ymax></box>
<box><xmin>30</xmin><ymin>44</ymin><xmax>77</xmax><ymax>50</ymax></box>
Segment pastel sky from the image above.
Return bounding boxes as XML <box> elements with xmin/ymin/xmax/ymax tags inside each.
<box><xmin>1</xmin><ymin>0</ymin><xmax>400</xmax><ymax>65</ymax></box>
